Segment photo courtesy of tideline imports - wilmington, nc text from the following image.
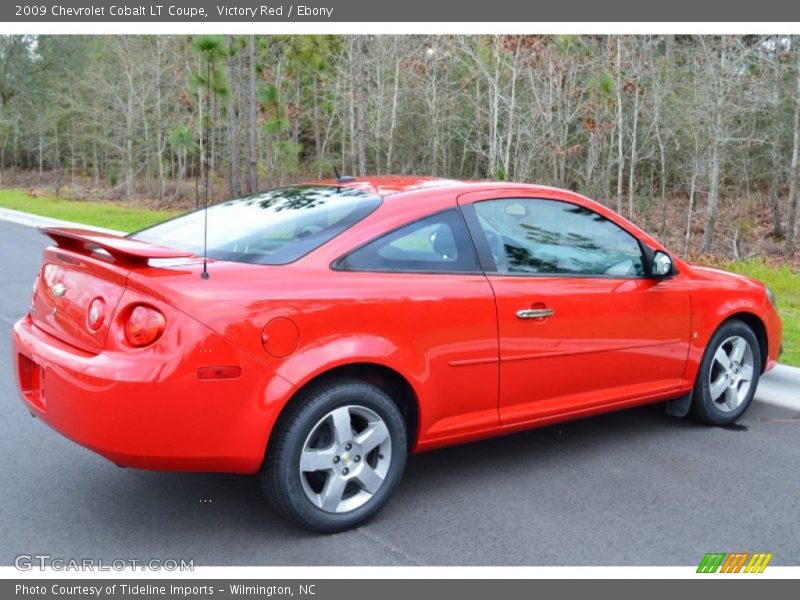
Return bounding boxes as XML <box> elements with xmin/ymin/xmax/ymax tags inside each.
<box><xmin>15</xmin><ymin>583</ymin><xmax>306</xmax><ymax>597</ymax></box>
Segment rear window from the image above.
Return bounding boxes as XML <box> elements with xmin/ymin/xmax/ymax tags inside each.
<box><xmin>131</xmin><ymin>186</ymin><xmax>382</xmax><ymax>265</ymax></box>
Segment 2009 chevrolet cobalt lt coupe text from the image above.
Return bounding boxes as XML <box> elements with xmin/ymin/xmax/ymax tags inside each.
<box><xmin>12</xmin><ymin>177</ymin><xmax>782</xmax><ymax>532</ymax></box>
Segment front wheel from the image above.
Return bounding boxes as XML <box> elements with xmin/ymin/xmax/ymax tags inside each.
<box><xmin>260</xmin><ymin>379</ymin><xmax>407</xmax><ymax>533</ymax></box>
<box><xmin>691</xmin><ymin>319</ymin><xmax>761</xmax><ymax>425</ymax></box>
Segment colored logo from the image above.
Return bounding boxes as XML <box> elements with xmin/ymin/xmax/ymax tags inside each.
<box><xmin>697</xmin><ymin>552</ymin><xmax>772</xmax><ymax>573</ymax></box>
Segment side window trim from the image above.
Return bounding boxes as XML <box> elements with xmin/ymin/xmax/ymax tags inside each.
<box><xmin>459</xmin><ymin>202</ymin><xmax>499</xmax><ymax>273</ymax></box>
<box><xmin>461</xmin><ymin>197</ymin><xmax>647</xmax><ymax>280</ymax></box>
<box><xmin>331</xmin><ymin>208</ymin><xmax>483</xmax><ymax>275</ymax></box>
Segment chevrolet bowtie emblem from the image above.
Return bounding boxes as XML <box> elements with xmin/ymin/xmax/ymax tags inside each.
<box><xmin>51</xmin><ymin>283</ymin><xmax>66</xmax><ymax>298</ymax></box>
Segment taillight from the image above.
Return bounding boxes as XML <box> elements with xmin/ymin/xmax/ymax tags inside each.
<box><xmin>87</xmin><ymin>297</ymin><xmax>105</xmax><ymax>331</ymax></box>
<box><xmin>124</xmin><ymin>305</ymin><xmax>166</xmax><ymax>347</ymax></box>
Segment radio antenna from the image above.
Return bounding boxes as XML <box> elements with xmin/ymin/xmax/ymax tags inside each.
<box><xmin>333</xmin><ymin>165</ymin><xmax>355</xmax><ymax>184</ymax></box>
<box><xmin>201</xmin><ymin>48</ymin><xmax>211</xmax><ymax>280</ymax></box>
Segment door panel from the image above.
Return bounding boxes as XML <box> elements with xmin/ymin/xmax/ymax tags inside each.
<box><xmin>458</xmin><ymin>192</ymin><xmax>691</xmax><ymax>425</ymax></box>
<box><xmin>488</xmin><ymin>275</ymin><xmax>690</xmax><ymax>424</ymax></box>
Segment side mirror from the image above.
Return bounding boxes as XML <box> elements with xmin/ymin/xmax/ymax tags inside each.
<box><xmin>651</xmin><ymin>251</ymin><xmax>674</xmax><ymax>278</ymax></box>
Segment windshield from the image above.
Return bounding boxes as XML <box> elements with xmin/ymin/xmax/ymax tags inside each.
<box><xmin>131</xmin><ymin>186</ymin><xmax>382</xmax><ymax>265</ymax></box>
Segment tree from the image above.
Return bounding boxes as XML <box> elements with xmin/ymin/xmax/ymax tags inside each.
<box><xmin>354</xmin><ymin>35</ymin><xmax>367</xmax><ymax>176</ymax></box>
<box><xmin>226</xmin><ymin>35</ymin><xmax>241</xmax><ymax>198</ymax></box>
<box><xmin>247</xmin><ymin>35</ymin><xmax>259</xmax><ymax>192</ymax></box>
<box><xmin>787</xmin><ymin>42</ymin><xmax>800</xmax><ymax>255</ymax></box>
<box><xmin>190</xmin><ymin>35</ymin><xmax>228</xmax><ymax>205</ymax></box>
<box><xmin>3</xmin><ymin>33</ymin><xmax>800</xmax><ymax>261</ymax></box>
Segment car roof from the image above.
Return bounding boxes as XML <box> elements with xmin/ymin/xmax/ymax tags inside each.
<box><xmin>311</xmin><ymin>175</ymin><xmax>461</xmax><ymax>197</ymax></box>
<box><xmin>309</xmin><ymin>175</ymin><xmax>582</xmax><ymax>202</ymax></box>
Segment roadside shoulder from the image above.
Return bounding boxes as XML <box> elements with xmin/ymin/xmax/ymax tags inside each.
<box><xmin>0</xmin><ymin>206</ymin><xmax>122</xmax><ymax>235</ymax></box>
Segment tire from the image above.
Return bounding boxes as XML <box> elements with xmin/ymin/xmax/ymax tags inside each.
<box><xmin>260</xmin><ymin>378</ymin><xmax>407</xmax><ymax>533</ymax></box>
<box><xmin>691</xmin><ymin>319</ymin><xmax>761</xmax><ymax>425</ymax></box>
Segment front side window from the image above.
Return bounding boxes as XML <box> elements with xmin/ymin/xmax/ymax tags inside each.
<box><xmin>336</xmin><ymin>209</ymin><xmax>478</xmax><ymax>273</ymax></box>
<box><xmin>131</xmin><ymin>186</ymin><xmax>382</xmax><ymax>265</ymax></box>
<box><xmin>473</xmin><ymin>198</ymin><xmax>645</xmax><ymax>277</ymax></box>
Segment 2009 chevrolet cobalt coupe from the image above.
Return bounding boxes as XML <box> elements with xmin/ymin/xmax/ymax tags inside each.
<box><xmin>12</xmin><ymin>177</ymin><xmax>782</xmax><ymax>532</ymax></box>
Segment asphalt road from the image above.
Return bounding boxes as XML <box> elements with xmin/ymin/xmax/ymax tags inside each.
<box><xmin>0</xmin><ymin>218</ymin><xmax>798</xmax><ymax>566</ymax></box>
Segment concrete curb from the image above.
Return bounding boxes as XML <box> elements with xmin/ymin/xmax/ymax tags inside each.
<box><xmin>0</xmin><ymin>206</ymin><xmax>123</xmax><ymax>235</ymax></box>
<box><xmin>757</xmin><ymin>364</ymin><xmax>800</xmax><ymax>412</ymax></box>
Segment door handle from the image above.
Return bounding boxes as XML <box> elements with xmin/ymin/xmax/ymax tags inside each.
<box><xmin>516</xmin><ymin>308</ymin><xmax>555</xmax><ymax>320</ymax></box>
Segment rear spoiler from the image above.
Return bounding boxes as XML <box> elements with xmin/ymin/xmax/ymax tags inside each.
<box><xmin>41</xmin><ymin>227</ymin><xmax>194</xmax><ymax>264</ymax></box>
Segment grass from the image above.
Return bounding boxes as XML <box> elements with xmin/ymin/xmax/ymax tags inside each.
<box><xmin>717</xmin><ymin>258</ymin><xmax>800</xmax><ymax>368</ymax></box>
<box><xmin>0</xmin><ymin>188</ymin><xmax>181</xmax><ymax>233</ymax></box>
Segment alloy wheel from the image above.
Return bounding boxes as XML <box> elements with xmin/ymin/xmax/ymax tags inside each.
<box><xmin>708</xmin><ymin>335</ymin><xmax>755</xmax><ymax>413</ymax></box>
<box><xmin>299</xmin><ymin>405</ymin><xmax>392</xmax><ymax>513</ymax></box>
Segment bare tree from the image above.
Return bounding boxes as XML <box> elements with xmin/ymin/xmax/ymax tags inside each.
<box><xmin>226</xmin><ymin>36</ymin><xmax>241</xmax><ymax>198</ymax></box>
<box><xmin>615</xmin><ymin>36</ymin><xmax>625</xmax><ymax>214</ymax></box>
<box><xmin>355</xmin><ymin>36</ymin><xmax>367</xmax><ymax>176</ymax></box>
<box><xmin>787</xmin><ymin>43</ymin><xmax>800</xmax><ymax>254</ymax></box>
<box><xmin>248</xmin><ymin>35</ymin><xmax>258</xmax><ymax>193</ymax></box>
<box><xmin>701</xmin><ymin>37</ymin><xmax>731</xmax><ymax>253</ymax></box>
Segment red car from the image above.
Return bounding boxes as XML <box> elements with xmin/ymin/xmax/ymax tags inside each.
<box><xmin>12</xmin><ymin>177</ymin><xmax>782</xmax><ymax>532</ymax></box>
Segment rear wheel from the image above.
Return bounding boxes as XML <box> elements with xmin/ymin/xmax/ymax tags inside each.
<box><xmin>260</xmin><ymin>378</ymin><xmax>407</xmax><ymax>533</ymax></box>
<box><xmin>691</xmin><ymin>319</ymin><xmax>761</xmax><ymax>425</ymax></box>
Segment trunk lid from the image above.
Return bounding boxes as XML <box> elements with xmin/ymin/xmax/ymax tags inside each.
<box><xmin>31</xmin><ymin>228</ymin><xmax>194</xmax><ymax>354</ymax></box>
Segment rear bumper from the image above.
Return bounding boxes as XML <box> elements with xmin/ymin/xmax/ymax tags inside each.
<box><xmin>12</xmin><ymin>314</ymin><xmax>277</xmax><ymax>473</ymax></box>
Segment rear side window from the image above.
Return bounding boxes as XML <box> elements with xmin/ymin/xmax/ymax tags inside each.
<box><xmin>130</xmin><ymin>186</ymin><xmax>381</xmax><ymax>265</ymax></box>
<box><xmin>336</xmin><ymin>210</ymin><xmax>479</xmax><ymax>273</ymax></box>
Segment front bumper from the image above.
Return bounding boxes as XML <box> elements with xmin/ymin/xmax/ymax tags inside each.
<box><xmin>764</xmin><ymin>301</ymin><xmax>783</xmax><ymax>374</ymax></box>
<box><xmin>12</xmin><ymin>314</ymin><xmax>275</xmax><ymax>473</ymax></box>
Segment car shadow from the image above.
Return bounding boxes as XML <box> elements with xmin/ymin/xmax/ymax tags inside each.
<box><xmin>24</xmin><ymin>398</ymin><xmax>782</xmax><ymax>566</ymax></box>
<box><xmin>73</xmin><ymin>404</ymin><xmax>702</xmax><ymax>560</ymax></box>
